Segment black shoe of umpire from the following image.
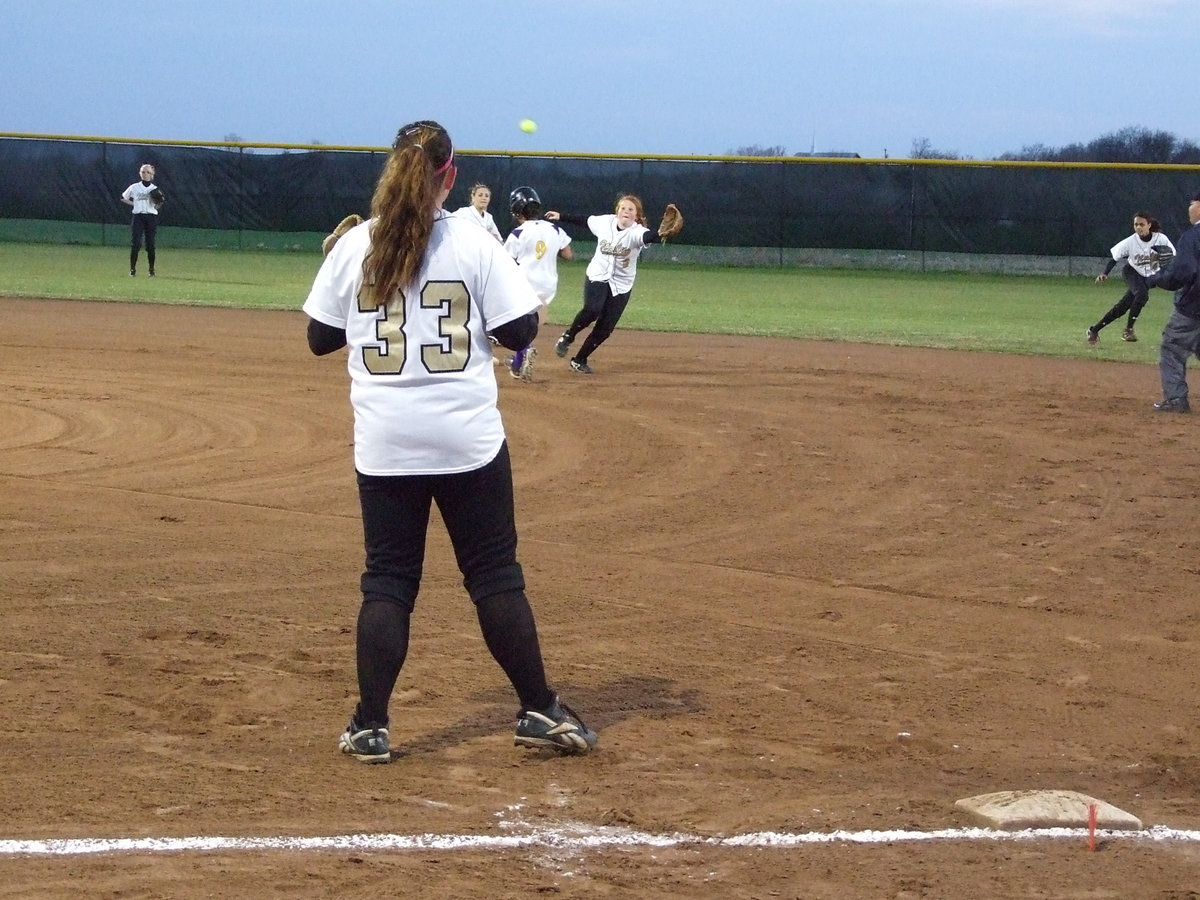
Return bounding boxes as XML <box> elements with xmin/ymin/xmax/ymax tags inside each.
<box><xmin>1153</xmin><ymin>397</ymin><xmax>1191</xmax><ymax>413</ymax></box>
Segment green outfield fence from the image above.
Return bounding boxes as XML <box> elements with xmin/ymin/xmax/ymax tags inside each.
<box><xmin>4</xmin><ymin>132</ymin><xmax>1200</xmax><ymax>274</ymax></box>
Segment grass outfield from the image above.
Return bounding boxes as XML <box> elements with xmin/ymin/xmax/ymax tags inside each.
<box><xmin>0</xmin><ymin>242</ymin><xmax>1165</xmax><ymax>362</ymax></box>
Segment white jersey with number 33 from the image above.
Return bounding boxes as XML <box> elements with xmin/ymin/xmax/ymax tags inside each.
<box><xmin>303</xmin><ymin>213</ymin><xmax>540</xmax><ymax>476</ymax></box>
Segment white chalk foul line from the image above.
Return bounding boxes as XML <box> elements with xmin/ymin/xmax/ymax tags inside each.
<box><xmin>3</xmin><ymin>824</ymin><xmax>1200</xmax><ymax>857</ymax></box>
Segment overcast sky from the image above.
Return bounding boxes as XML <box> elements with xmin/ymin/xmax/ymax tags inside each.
<box><xmin>5</xmin><ymin>0</ymin><xmax>1197</xmax><ymax>159</ymax></box>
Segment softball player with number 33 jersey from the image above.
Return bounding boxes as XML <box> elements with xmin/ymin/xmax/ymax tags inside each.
<box><xmin>303</xmin><ymin>119</ymin><xmax>597</xmax><ymax>763</ymax></box>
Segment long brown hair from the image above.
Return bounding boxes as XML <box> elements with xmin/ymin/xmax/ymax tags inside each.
<box><xmin>364</xmin><ymin>120</ymin><xmax>454</xmax><ymax>305</ymax></box>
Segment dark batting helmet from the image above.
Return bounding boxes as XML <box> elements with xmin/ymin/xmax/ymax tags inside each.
<box><xmin>509</xmin><ymin>185</ymin><xmax>541</xmax><ymax>220</ymax></box>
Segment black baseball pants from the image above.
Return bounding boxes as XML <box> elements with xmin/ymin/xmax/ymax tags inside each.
<box><xmin>352</xmin><ymin>442</ymin><xmax>552</xmax><ymax>726</ymax></box>
<box><xmin>130</xmin><ymin>213</ymin><xmax>158</xmax><ymax>271</ymax></box>
<box><xmin>1095</xmin><ymin>264</ymin><xmax>1150</xmax><ymax>331</ymax></box>
<box><xmin>564</xmin><ymin>276</ymin><xmax>632</xmax><ymax>363</ymax></box>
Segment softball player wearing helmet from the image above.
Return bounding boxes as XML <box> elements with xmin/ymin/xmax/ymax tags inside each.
<box><xmin>303</xmin><ymin>120</ymin><xmax>597</xmax><ymax>763</ymax></box>
<box><xmin>503</xmin><ymin>185</ymin><xmax>573</xmax><ymax>381</ymax></box>
<box><xmin>545</xmin><ymin>195</ymin><xmax>665</xmax><ymax>374</ymax></box>
<box><xmin>1087</xmin><ymin>212</ymin><xmax>1175</xmax><ymax>345</ymax></box>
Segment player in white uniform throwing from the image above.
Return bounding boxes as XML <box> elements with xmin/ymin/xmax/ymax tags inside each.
<box><xmin>303</xmin><ymin>119</ymin><xmax>597</xmax><ymax>763</ymax></box>
<box><xmin>452</xmin><ymin>182</ymin><xmax>503</xmax><ymax>242</ymax></box>
<box><xmin>502</xmin><ymin>186</ymin><xmax>573</xmax><ymax>381</ymax></box>
<box><xmin>1087</xmin><ymin>212</ymin><xmax>1175</xmax><ymax>344</ymax></box>
<box><xmin>546</xmin><ymin>195</ymin><xmax>666</xmax><ymax>374</ymax></box>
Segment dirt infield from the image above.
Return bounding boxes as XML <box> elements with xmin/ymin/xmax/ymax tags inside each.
<box><xmin>4</xmin><ymin>295</ymin><xmax>1200</xmax><ymax>898</ymax></box>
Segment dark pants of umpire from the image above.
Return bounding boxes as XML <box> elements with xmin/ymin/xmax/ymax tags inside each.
<box><xmin>1094</xmin><ymin>264</ymin><xmax>1150</xmax><ymax>332</ymax></box>
<box><xmin>563</xmin><ymin>276</ymin><xmax>632</xmax><ymax>364</ymax></box>
<box><xmin>130</xmin><ymin>213</ymin><xmax>158</xmax><ymax>272</ymax></box>
<box><xmin>1159</xmin><ymin>306</ymin><xmax>1200</xmax><ymax>403</ymax></box>
<box><xmin>353</xmin><ymin>442</ymin><xmax>553</xmax><ymax>727</ymax></box>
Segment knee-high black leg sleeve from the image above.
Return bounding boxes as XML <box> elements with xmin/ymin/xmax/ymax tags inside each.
<box><xmin>354</xmin><ymin>471</ymin><xmax>430</xmax><ymax>728</ymax></box>
<box><xmin>434</xmin><ymin>445</ymin><xmax>552</xmax><ymax>710</ymax></box>
<box><xmin>355</xmin><ymin>593</ymin><xmax>412</xmax><ymax>727</ymax></box>
<box><xmin>475</xmin><ymin>589</ymin><xmax>553</xmax><ymax>711</ymax></box>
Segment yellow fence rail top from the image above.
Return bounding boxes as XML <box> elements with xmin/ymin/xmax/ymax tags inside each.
<box><xmin>5</xmin><ymin>131</ymin><xmax>1200</xmax><ymax>172</ymax></box>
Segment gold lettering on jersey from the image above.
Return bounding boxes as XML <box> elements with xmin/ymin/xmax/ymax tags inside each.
<box><xmin>420</xmin><ymin>280</ymin><xmax>472</xmax><ymax>373</ymax></box>
<box><xmin>354</xmin><ymin>280</ymin><xmax>473</xmax><ymax>376</ymax></box>
<box><xmin>598</xmin><ymin>239</ymin><xmax>633</xmax><ymax>269</ymax></box>
<box><xmin>597</xmin><ymin>240</ymin><xmax>631</xmax><ymax>261</ymax></box>
<box><xmin>358</xmin><ymin>290</ymin><xmax>408</xmax><ymax>375</ymax></box>
<box><xmin>535</xmin><ymin>239</ymin><xmax>547</xmax><ymax>260</ymax></box>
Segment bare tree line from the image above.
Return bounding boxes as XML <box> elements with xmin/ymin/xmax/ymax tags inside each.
<box><xmin>730</xmin><ymin>127</ymin><xmax>1200</xmax><ymax>164</ymax></box>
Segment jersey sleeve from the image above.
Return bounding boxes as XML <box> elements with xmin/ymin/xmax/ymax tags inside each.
<box><xmin>302</xmin><ymin>226</ymin><xmax>368</xmax><ymax>328</ymax></box>
<box><xmin>503</xmin><ymin>228</ymin><xmax>521</xmax><ymax>259</ymax></box>
<box><xmin>1110</xmin><ymin>235</ymin><xmax>1133</xmax><ymax>260</ymax></box>
<box><xmin>475</xmin><ymin>239</ymin><xmax>540</xmax><ymax>332</ymax></box>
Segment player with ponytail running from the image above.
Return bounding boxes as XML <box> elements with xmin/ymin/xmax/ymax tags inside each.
<box><xmin>546</xmin><ymin>194</ymin><xmax>679</xmax><ymax>374</ymax></box>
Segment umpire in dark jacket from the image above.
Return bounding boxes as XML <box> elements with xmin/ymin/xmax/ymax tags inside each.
<box><xmin>1146</xmin><ymin>191</ymin><xmax>1200</xmax><ymax>412</ymax></box>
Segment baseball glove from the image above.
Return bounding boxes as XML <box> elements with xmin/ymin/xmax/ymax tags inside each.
<box><xmin>149</xmin><ymin>188</ymin><xmax>165</xmax><ymax>210</ymax></box>
<box><xmin>658</xmin><ymin>203</ymin><xmax>683</xmax><ymax>242</ymax></box>
<box><xmin>321</xmin><ymin>213</ymin><xmax>364</xmax><ymax>256</ymax></box>
<box><xmin>1152</xmin><ymin>247</ymin><xmax>1176</xmax><ymax>267</ymax></box>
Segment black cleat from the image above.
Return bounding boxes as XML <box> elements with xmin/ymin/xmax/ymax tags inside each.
<box><xmin>515</xmin><ymin>697</ymin><xmax>597</xmax><ymax>755</ymax></box>
<box><xmin>338</xmin><ymin>717</ymin><xmax>391</xmax><ymax>763</ymax></box>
